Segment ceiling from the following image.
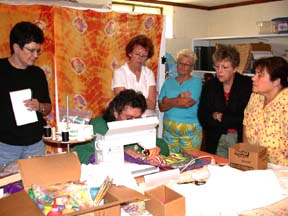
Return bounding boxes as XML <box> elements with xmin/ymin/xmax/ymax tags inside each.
<box><xmin>156</xmin><ymin>0</ymin><xmax>252</xmax><ymax>7</ymax></box>
<box><xmin>117</xmin><ymin>0</ymin><xmax>282</xmax><ymax>10</ymax></box>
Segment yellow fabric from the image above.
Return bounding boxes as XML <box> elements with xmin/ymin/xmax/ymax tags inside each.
<box><xmin>243</xmin><ymin>88</ymin><xmax>288</xmax><ymax>166</ymax></box>
<box><xmin>163</xmin><ymin>119</ymin><xmax>202</xmax><ymax>153</ymax></box>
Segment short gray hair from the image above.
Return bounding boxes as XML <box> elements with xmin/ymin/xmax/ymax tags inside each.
<box><xmin>176</xmin><ymin>49</ymin><xmax>198</xmax><ymax>65</ymax></box>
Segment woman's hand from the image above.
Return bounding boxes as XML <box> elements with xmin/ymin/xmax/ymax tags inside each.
<box><xmin>23</xmin><ymin>98</ymin><xmax>40</xmax><ymax>111</ymax></box>
<box><xmin>212</xmin><ymin>112</ymin><xmax>223</xmax><ymax>122</ymax></box>
<box><xmin>178</xmin><ymin>91</ymin><xmax>191</xmax><ymax>98</ymax></box>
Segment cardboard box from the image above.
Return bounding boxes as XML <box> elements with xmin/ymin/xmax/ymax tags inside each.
<box><xmin>229</xmin><ymin>143</ymin><xmax>267</xmax><ymax>171</ymax></box>
<box><xmin>145</xmin><ymin>185</ymin><xmax>185</xmax><ymax>216</ymax></box>
<box><xmin>250</xmin><ymin>42</ymin><xmax>271</xmax><ymax>52</ymax></box>
<box><xmin>0</xmin><ymin>153</ymin><xmax>146</xmax><ymax>216</ymax></box>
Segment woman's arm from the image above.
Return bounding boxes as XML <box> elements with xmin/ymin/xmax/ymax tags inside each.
<box><xmin>158</xmin><ymin>97</ymin><xmax>177</xmax><ymax>112</ymax></box>
<box><xmin>39</xmin><ymin>102</ymin><xmax>52</xmax><ymax>116</ymax></box>
<box><xmin>24</xmin><ymin>99</ymin><xmax>52</xmax><ymax>116</ymax></box>
<box><xmin>146</xmin><ymin>85</ymin><xmax>156</xmax><ymax>109</ymax></box>
<box><xmin>158</xmin><ymin>95</ymin><xmax>195</xmax><ymax>112</ymax></box>
<box><xmin>113</xmin><ymin>87</ymin><xmax>125</xmax><ymax>96</ymax></box>
<box><xmin>242</xmin><ymin>125</ymin><xmax>248</xmax><ymax>143</ymax></box>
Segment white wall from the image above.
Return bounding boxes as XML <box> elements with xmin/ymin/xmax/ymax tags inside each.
<box><xmin>208</xmin><ymin>0</ymin><xmax>288</xmax><ymax>37</ymax></box>
<box><xmin>166</xmin><ymin>7</ymin><xmax>209</xmax><ymax>56</ymax></box>
<box><xmin>166</xmin><ymin>0</ymin><xmax>288</xmax><ymax>56</ymax></box>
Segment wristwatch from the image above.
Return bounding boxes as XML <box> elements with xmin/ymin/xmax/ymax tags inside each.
<box><xmin>39</xmin><ymin>103</ymin><xmax>45</xmax><ymax>114</ymax></box>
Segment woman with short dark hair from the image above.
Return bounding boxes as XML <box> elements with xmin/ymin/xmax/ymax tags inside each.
<box><xmin>0</xmin><ymin>21</ymin><xmax>52</xmax><ymax>166</ymax></box>
<box><xmin>243</xmin><ymin>56</ymin><xmax>288</xmax><ymax>166</ymax></box>
<box><xmin>73</xmin><ymin>89</ymin><xmax>169</xmax><ymax>164</ymax></box>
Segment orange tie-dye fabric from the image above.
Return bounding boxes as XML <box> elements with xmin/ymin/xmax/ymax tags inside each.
<box><xmin>0</xmin><ymin>3</ymin><xmax>163</xmax><ymax>120</ymax></box>
<box><xmin>0</xmin><ymin>3</ymin><xmax>163</xmax><ymax>152</ymax></box>
<box><xmin>54</xmin><ymin>7</ymin><xmax>163</xmax><ymax>117</ymax></box>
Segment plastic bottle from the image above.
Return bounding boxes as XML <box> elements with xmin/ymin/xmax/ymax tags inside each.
<box><xmin>43</xmin><ymin>205</ymin><xmax>52</xmax><ymax>216</ymax></box>
<box><xmin>28</xmin><ymin>188</ymin><xmax>35</xmax><ymax>201</ymax></box>
<box><xmin>94</xmin><ymin>137</ymin><xmax>103</xmax><ymax>164</ymax></box>
<box><xmin>61</xmin><ymin>197</ymin><xmax>75</xmax><ymax>214</ymax></box>
<box><xmin>47</xmin><ymin>198</ymin><xmax>62</xmax><ymax>216</ymax></box>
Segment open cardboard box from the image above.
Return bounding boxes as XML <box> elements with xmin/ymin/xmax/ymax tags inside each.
<box><xmin>0</xmin><ymin>153</ymin><xmax>146</xmax><ymax>216</ymax></box>
<box><xmin>250</xmin><ymin>42</ymin><xmax>271</xmax><ymax>51</ymax></box>
<box><xmin>145</xmin><ymin>185</ymin><xmax>185</xmax><ymax>216</ymax></box>
<box><xmin>229</xmin><ymin>143</ymin><xmax>267</xmax><ymax>171</ymax></box>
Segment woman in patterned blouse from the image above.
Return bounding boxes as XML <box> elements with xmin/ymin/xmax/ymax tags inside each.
<box><xmin>243</xmin><ymin>56</ymin><xmax>288</xmax><ymax>166</ymax></box>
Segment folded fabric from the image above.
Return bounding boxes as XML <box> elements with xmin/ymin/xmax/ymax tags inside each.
<box><xmin>124</xmin><ymin>148</ymin><xmax>210</xmax><ymax>170</ymax></box>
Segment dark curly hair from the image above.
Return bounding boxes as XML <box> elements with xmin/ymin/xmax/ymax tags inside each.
<box><xmin>10</xmin><ymin>21</ymin><xmax>44</xmax><ymax>55</ymax></box>
<box><xmin>253</xmin><ymin>56</ymin><xmax>288</xmax><ymax>87</ymax></box>
<box><xmin>125</xmin><ymin>35</ymin><xmax>154</xmax><ymax>59</ymax></box>
<box><xmin>213</xmin><ymin>44</ymin><xmax>240</xmax><ymax>68</ymax></box>
<box><xmin>103</xmin><ymin>89</ymin><xmax>147</xmax><ymax>122</ymax></box>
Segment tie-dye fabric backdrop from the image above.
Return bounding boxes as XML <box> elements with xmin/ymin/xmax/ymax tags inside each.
<box><xmin>0</xmin><ymin>3</ymin><xmax>163</xmax><ymax>123</ymax></box>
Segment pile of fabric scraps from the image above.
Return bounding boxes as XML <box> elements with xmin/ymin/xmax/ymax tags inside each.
<box><xmin>30</xmin><ymin>181</ymin><xmax>94</xmax><ymax>212</ymax></box>
<box><xmin>121</xmin><ymin>200</ymin><xmax>152</xmax><ymax>216</ymax></box>
<box><xmin>124</xmin><ymin>148</ymin><xmax>210</xmax><ymax>170</ymax></box>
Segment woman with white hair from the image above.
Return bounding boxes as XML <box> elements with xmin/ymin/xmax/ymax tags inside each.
<box><xmin>158</xmin><ymin>49</ymin><xmax>202</xmax><ymax>153</ymax></box>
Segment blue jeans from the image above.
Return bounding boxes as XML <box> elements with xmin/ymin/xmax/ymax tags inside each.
<box><xmin>0</xmin><ymin>140</ymin><xmax>45</xmax><ymax>166</ymax></box>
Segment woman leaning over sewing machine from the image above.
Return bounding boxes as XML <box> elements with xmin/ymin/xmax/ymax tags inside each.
<box><xmin>243</xmin><ymin>56</ymin><xmax>288</xmax><ymax>166</ymax></box>
<box><xmin>72</xmin><ymin>89</ymin><xmax>169</xmax><ymax>164</ymax></box>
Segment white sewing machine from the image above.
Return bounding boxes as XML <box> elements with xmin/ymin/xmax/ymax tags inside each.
<box><xmin>94</xmin><ymin>116</ymin><xmax>159</xmax><ymax>164</ymax></box>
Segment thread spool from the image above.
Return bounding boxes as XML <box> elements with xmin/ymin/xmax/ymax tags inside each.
<box><xmin>43</xmin><ymin>126</ymin><xmax>52</xmax><ymax>138</ymax></box>
<box><xmin>51</xmin><ymin>127</ymin><xmax>56</xmax><ymax>140</ymax></box>
<box><xmin>62</xmin><ymin>131</ymin><xmax>69</xmax><ymax>142</ymax></box>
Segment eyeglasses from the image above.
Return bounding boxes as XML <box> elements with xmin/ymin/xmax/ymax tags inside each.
<box><xmin>119</xmin><ymin>112</ymin><xmax>139</xmax><ymax>120</ymax></box>
<box><xmin>213</xmin><ymin>64</ymin><xmax>232</xmax><ymax>71</ymax></box>
<box><xmin>23</xmin><ymin>46</ymin><xmax>41</xmax><ymax>55</ymax></box>
<box><xmin>132</xmin><ymin>52</ymin><xmax>148</xmax><ymax>59</ymax></box>
<box><xmin>177</xmin><ymin>62</ymin><xmax>194</xmax><ymax>68</ymax></box>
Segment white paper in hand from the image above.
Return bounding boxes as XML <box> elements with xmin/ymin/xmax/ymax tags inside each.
<box><xmin>9</xmin><ymin>89</ymin><xmax>38</xmax><ymax>126</ymax></box>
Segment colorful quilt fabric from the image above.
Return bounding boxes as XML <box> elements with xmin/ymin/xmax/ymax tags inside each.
<box><xmin>124</xmin><ymin>148</ymin><xmax>210</xmax><ymax>170</ymax></box>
